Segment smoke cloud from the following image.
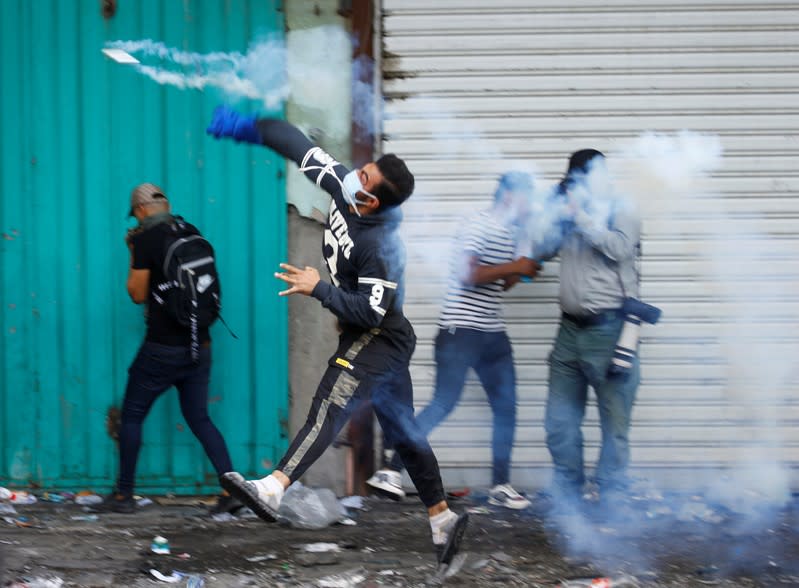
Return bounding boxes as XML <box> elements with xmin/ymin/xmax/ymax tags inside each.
<box><xmin>106</xmin><ymin>36</ymin><xmax>288</xmax><ymax>109</ymax></box>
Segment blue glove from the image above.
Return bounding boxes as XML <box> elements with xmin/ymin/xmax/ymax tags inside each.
<box><xmin>206</xmin><ymin>105</ymin><xmax>261</xmax><ymax>144</ymax></box>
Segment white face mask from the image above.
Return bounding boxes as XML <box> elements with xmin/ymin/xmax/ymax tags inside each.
<box><xmin>341</xmin><ymin>170</ymin><xmax>377</xmax><ymax>216</ymax></box>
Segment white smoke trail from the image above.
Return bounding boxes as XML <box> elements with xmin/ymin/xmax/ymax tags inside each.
<box><xmin>105</xmin><ymin>36</ymin><xmax>289</xmax><ymax>109</ymax></box>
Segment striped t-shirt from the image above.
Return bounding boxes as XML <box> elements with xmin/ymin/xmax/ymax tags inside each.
<box><xmin>438</xmin><ymin>210</ymin><xmax>516</xmax><ymax>332</ymax></box>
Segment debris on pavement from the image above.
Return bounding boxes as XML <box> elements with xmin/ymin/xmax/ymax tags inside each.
<box><xmin>0</xmin><ymin>503</ymin><xmax>18</xmax><ymax>515</ymax></box>
<box><xmin>245</xmin><ymin>553</ymin><xmax>277</xmax><ymax>562</ymax></box>
<box><xmin>5</xmin><ymin>491</ymin><xmax>37</xmax><ymax>505</ymax></box>
<box><xmin>316</xmin><ymin>566</ymin><xmax>366</xmax><ymax>587</ymax></box>
<box><xmin>7</xmin><ymin>578</ymin><xmax>64</xmax><ymax>588</ymax></box>
<box><xmin>558</xmin><ymin>575</ymin><xmax>640</xmax><ymax>587</ymax></box>
<box><xmin>339</xmin><ymin>495</ymin><xmax>365</xmax><ymax>510</ymax></box>
<box><xmin>74</xmin><ymin>492</ymin><xmax>103</xmax><ymax>506</ymax></box>
<box><xmin>277</xmin><ymin>482</ymin><xmax>347</xmax><ymax>530</ymax></box>
<box><xmin>150</xmin><ymin>535</ymin><xmax>171</xmax><ymax>555</ymax></box>
<box><xmin>2</xmin><ymin>488</ymin><xmax>799</xmax><ymax>586</ymax></box>
<box><xmin>301</xmin><ymin>542</ymin><xmax>341</xmax><ymax>553</ymax></box>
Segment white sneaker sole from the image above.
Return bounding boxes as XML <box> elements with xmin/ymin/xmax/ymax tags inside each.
<box><xmin>220</xmin><ymin>472</ymin><xmax>278</xmax><ymax>523</ymax></box>
<box><xmin>488</xmin><ymin>496</ymin><xmax>531</xmax><ymax>510</ymax></box>
<box><xmin>366</xmin><ymin>478</ymin><xmax>405</xmax><ymax>501</ymax></box>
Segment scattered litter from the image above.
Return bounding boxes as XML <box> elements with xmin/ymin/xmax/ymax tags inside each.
<box><xmin>0</xmin><ymin>503</ymin><xmax>18</xmax><ymax>515</ymax></box>
<box><xmin>278</xmin><ymin>482</ymin><xmax>347</xmax><ymax>530</ymax></box>
<box><xmin>6</xmin><ymin>491</ymin><xmax>37</xmax><ymax>505</ymax></box>
<box><xmin>558</xmin><ymin>575</ymin><xmax>639</xmax><ymax>587</ymax></box>
<box><xmin>151</xmin><ymin>535</ymin><xmax>171</xmax><ymax>555</ymax></box>
<box><xmin>74</xmin><ymin>493</ymin><xmax>102</xmax><ymax>506</ymax></box>
<box><xmin>447</xmin><ymin>488</ymin><xmax>471</xmax><ymax>499</ymax></box>
<box><xmin>137</xmin><ymin>497</ymin><xmax>154</xmax><ymax>507</ymax></box>
<box><xmin>491</xmin><ymin>551</ymin><xmax>513</xmax><ymax>563</ymax></box>
<box><xmin>377</xmin><ymin>570</ymin><xmax>399</xmax><ymax>576</ymax></box>
<box><xmin>339</xmin><ymin>496</ymin><xmax>364</xmax><ymax>510</ymax></box>
<box><xmin>467</xmin><ymin>506</ymin><xmax>491</xmax><ymax>515</ymax></box>
<box><xmin>7</xmin><ymin>576</ymin><xmax>64</xmax><ymax>588</ymax></box>
<box><xmin>245</xmin><ymin>554</ymin><xmax>277</xmax><ymax>563</ymax></box>
<box><xmin>69</xmin><ymin>514</ymin><xmax>99</xmax><ymax>522</ymax></box>
<box><xmin>40</xmin><ymin>492</ymin><xmax>69</xmax><ymax>503</ymax></box>
<box><xmin>338</xmin><ymin>517</ymin><xmax>357</xmax><ymax>526</ymax></box>
<box><xmin>186</xmin><ymin>575</ymin><xmax>205</xmax><ymax>588</ymax></box>
<box><xmin>149</xmin><ymin>569</ymin><xmax>183</xmax><ymax>583</ymax></box>
<box><xmin>177</xmin><ymin>552</ymin><xmax>191</xmax><ymax>560</ymax></box>
<box><xmin>301</xmin><ymin>542</ymin><xmax>340</xmax><ymax>553</ymax></box>
<box><xmin>5</xmin><ymin>516</ymin><xmax>34</xmax><ymax>528</ymax></box>
<box><xmin>676</xmin><ymin>501</ymin><xmax>724</xmax><ymax>524</ymax></box>
<box><xmin>211</xmin><ymin>512</ymin><xmax>236</xmax><ymax>523</ymax></box>
<box><xmin>470</xmin><ymin>558</ymin><xmax>490</xmax><ymax>571</ymax></box>
<box><xmin>0</xmin><ymin>487</ymin><xmax>11</xmax><ymax>500</ymax></box>
<box><xmin>316</xmin><ymin>566</ymin><xmax>366</xmax><ymax>587</ymax></box>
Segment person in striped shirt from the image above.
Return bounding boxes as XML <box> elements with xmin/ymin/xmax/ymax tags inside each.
<box><xmin>368</xmin><ymin>172</ymin><xmax>540</xmax><ymax>509</ymax></box>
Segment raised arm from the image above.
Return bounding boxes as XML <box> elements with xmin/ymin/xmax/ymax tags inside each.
<box><xmin>206</xmin><ymin>106</ymin><xmax>350</xmax><ymax>198</ymax></box>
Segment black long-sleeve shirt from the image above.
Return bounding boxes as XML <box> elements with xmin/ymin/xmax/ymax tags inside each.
<box><xmin>255</xmin><ymin>119</ymin><xmax>416</xmax><ymax>371</ymax></box>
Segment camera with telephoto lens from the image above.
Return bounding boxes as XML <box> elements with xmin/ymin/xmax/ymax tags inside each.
<box><xmin>608</xmin><ymin>297</ymin><xmax>662</xmax><ymax>377</ymax></box>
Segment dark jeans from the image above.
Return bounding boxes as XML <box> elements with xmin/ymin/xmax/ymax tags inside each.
<box><xmin>389</xmin><ymin>328</ymin><xmax>517</xmax><ymax>486</ymax></box>
<box><xmin>278</xmin><ymin>331</ymin><xmax>446</xmax><ymax>508</ymax></box>
<box><xmin>117</xmin><ymin>341</ymin><xmax>233</xmax><ymax>495</ymax></box>
<box><xmin>545</xmin><ymin>315</ymin><xmax>640</xmax><ymax>499</ymax></box>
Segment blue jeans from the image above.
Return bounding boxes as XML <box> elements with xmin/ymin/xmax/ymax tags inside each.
<box><xmin>545</xmin><ymin>315</ymin><xmax>640</xmax><ymax>498</ymax></box>
<box><xmin>389</xmin><ymin>328</ymin><xmax>517</xmax><ymax>486</ymax></box>
<box><xmin>118</xmin><ymin>342</ymin><xmax>234</xmax><ymax>495</ymax></box>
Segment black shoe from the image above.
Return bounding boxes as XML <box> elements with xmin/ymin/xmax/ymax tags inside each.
<box><xmin>219</xmin><ymin>472</ymin><xmax>278</xmax><ymax>523</ymax></box>
<box><xmin>209</xmin><ymin>493</ymin><xmax>244</xmax><ymax>516</ymax></box>
<box><xmin>95</xmin><ymin>492</ymin><xmax>135</xmax><ymax>514</ymax></box>
<box><xmin>435</xmin><ymin>512</ymin><xmax>469</xmax><ymax>565</ymax></box>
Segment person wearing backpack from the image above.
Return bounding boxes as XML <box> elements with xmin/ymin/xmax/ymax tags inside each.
<box><xmin>101</xmin><ymin>183</ymin><xmax>238</xmax><ymax>515</ymax></box>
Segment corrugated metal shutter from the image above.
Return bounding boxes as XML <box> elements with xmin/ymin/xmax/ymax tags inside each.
<box><xmin>0</xmin><ymin>0</ymin><xmax>287</xmax><ymax>493</ymax></box>
<box><xmin>381</xmin><ymin>1</ymin><xmax>799</xmax><ymax>489</ymax></box>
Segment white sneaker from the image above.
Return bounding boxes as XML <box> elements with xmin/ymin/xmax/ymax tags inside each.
<box><xmin>488</xmin><ymin>484</ymin><xmax>531</xmax><ymax>510</ymax></box>
<box><xmin>366</xmin><ymin>469</ymin><xmax>405</xmax><ymax>501</ymax></box>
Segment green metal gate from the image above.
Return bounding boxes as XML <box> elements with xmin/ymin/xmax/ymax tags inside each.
<box><xmin>0</xmin><ymin>0</ymin><xmax>288</xmax><ymax>494</ymax></box>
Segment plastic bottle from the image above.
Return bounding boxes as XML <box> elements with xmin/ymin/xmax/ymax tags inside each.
<box><xmin>150</xmin><ymin>535</ymin><xmax>171</xmax><ymax>555</ymax></box>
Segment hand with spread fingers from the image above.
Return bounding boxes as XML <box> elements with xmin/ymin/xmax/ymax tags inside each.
<box><xmin>274</xmin><ymin>263</ymin><xmax>321</xmax><ymax>296</ymax></box>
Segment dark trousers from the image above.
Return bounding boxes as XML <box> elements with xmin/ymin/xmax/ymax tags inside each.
<box><xmin>389</xmin><ymin>328</ymin><xmax>517</xmax><ymax>486</ymax></box>
<box><xmin>117</xmin><ymin>341</ymin><xmax>234</xmax><ymax>495</ymax></box>
<box><xmin>278</xmin><ymin>331</ymin><xmax>446</xmax><ymax>508</ymax></box>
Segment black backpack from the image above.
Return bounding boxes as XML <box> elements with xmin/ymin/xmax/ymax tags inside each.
<box><xmin>156</xmin><ymin>217</ymin><xmax>221</xmax><ymax>360</ymax></box>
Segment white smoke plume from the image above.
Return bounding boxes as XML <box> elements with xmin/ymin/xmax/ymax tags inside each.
<box><xmin>105</xmin><ymin>36</ymin><xmax>290</xmax><ymax>109</ymax></box>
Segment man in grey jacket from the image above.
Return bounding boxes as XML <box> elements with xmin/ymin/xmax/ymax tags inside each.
<box><xmin>541</xmin><ymin>149</ymin><xmax>641</xmax><ymax>509</ymax></box>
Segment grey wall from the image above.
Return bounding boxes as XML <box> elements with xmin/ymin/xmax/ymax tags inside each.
<box><xmin>285</xmin><ymin>208</ymin><xmax>348</xmax><ymax>494</ymax></box>
<box><xmin>283</xmin><ymin>1</ymin><xmax>353</xmax><ymax>495</ymax></box>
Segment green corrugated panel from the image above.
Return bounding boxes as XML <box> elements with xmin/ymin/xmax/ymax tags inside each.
<box><xmin>0</xmin><ymin>0</ymin><xmax>288</xmax><ymax>493</ymax></box>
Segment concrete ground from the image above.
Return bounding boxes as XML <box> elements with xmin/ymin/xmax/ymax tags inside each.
<box><xmin>2</xmin><ymin>489</ymin><xmax>799</xmax><ymax>587</ymax></box>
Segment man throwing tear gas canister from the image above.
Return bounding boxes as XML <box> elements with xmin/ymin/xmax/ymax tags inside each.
<box><xmin>206</xmin><ymin>106</ymin><xmax>468</xmax><ymax>567</ymax></box>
